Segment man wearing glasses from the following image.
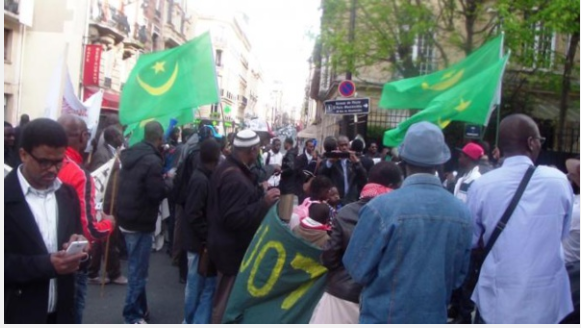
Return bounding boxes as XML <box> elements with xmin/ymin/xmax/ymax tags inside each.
<box><xmin>5</xmin><ymin>118</ymin><xmax>87</xmax><ymax>324</ymax></box>
<box><xmin>467</xmin><ymin>114</ymin><xmax>574</xmax><ymax>324</ymax></box>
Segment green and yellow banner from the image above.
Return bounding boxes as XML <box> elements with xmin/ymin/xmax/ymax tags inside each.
<box><xmin>120</xmin><ymin>31</ymin><xmax>219</xmax><ymax>141</ymax></box>
<box><xmin>379</xmin><ymin>34</ymin><xmax>503</xmax><ymax>110</ymax></box>
<box><xmin>222</xmin><ymin>205</ymin><xmax>328</xmax><ymax>324</ymax></box>
<box><xmin>383</xmin><ymin>54</ymin><xmax>509</xmax><ymax>146</ymax></box>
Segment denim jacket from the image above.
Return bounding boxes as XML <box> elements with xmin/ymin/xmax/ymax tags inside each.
<box><xmin>343</xmin><ymin>174</ymin><xmax>472</xmax><ymax>323</ymax></box>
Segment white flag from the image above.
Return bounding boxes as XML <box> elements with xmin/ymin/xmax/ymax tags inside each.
<box><xmin>4</xmin><ymin>164</ymin><xmax>12</xmax><ymax>178</ymax></box>
<box><xmin>90</xmin><ymin>157</ymin><xmax>116</xmax><ymax>221</ymax></box>
<box><xmin>84</xmin><ymin>90</ymin><xmax>104</xmax><ymax>153</ymax></box>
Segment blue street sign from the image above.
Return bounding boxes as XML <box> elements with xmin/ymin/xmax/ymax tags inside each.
<box><xmin>324</xmin><ymin>98</ymin><xmax>370</xmax><ymax>115</ymax></box>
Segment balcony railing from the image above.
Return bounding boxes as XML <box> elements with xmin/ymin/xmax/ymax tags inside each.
<box><xmin>4</xmin><ymin>0</ymin><xmax>18</xmax><ymax>15</ymax></box>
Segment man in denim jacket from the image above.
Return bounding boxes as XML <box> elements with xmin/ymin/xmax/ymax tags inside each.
<box><xmin>344</xmin><ymin>122</ymin><xmax>472</xmax><ymax>323</ymax></box>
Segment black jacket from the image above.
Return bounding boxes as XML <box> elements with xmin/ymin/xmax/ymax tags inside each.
<box><xmin>317</xmin><ymin>159</ymin><xmax>368</xmax><ymax>205</ymax></box>
<box><xmin>115</xmin><ymin>141</ymin><xmax>169</xmax><ymax>233</ymax></box>
<box><xmin>207</xmin><ymin>154</ymin><xmax>269</xmax><ymax>275</ymax></box>
<box><xmin>182</xmin><ymin>166</ymin><xmax>212</xmax><ymax>253</ymax></box>
<box><xmin>4</xmin><ymin>148</ymin><xmax>21</xmax><ymax>168</ymax></box>
<box><xmin>5</xmin><ymin>169</ymin><xmax>83</xmax><ymax>324</ymax></box>
<box><xmin>321</xmin><ymin>198</ymin><xmax>369</xmax><ymax>303</ymax></box>
<box><xmin>294</xmin><ymin>152</ymin><xmax>317</xmax><ymax>201</ymax></box>
<box><xmin>279</xmin><ymin>147</ymin><xmax>298</xmax><ymax>195</ymax></box>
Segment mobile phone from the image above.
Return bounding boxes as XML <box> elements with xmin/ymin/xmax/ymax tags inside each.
<box><xmin>324</xmin><ymin>152</ymin><xmax>351</xmax><ymax>159</ymax></box>
<box><xmin>66</xmin><ymin>240</ymin><xmax>88</xmax><ymax>255</ymax></box>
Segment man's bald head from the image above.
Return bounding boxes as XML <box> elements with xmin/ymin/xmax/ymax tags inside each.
<box><xmin>57</xmin><ymin>115</ymin><xmax>89</xmax><ymax>152</ymax></box>
<box><xmin>498</xmin><ymin>114</ymin><xmax>542</xmax><ymax>161</ymax></box>
<box><xmin>144</xmin><ymin>121</ymin><xmax>164</xmax><ymax>147</ymax></box>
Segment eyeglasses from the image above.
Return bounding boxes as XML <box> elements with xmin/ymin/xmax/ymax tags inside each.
<box><xmin>28</xmin><ymin>151</ymin><xmax>63</xmax><ymax>170</ymax></box>
<box><xmin>533</xmin><ymin>136</ymin><xmax>546</xmax><ymax>145</ymax></box>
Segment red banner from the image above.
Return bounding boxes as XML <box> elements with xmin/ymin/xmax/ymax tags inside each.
<box><xmin>83</xmin><ymin>44</ymin><xmax>102</xmax><ymax>86</ymax></box>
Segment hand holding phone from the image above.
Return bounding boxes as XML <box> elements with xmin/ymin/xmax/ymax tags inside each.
<box><xmin>66</xmin><ymin>240</ymin><xmax>89</xmax><ymax>255</ymax></box>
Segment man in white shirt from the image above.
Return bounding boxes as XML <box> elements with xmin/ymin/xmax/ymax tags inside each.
<box><xmin>5</xmin><ymin>118</ymin><xmax>88</xmax><ymax>324</ymax></box>
<box><xmin>454</xmin><ymin>142</ymin><xmax>484</xmax><ymax>203</ymax></box>
<box><xmin>563</xmin><ymin>158</ymin><xmax>580</xmax><ymax>263</ymax></box>
<box><xmin>467</xmin><ymin>114</ymin><xmax>574</xmax><ymax>324</ymax></box>
<box><xmin>263</xmin><ymin>138</ymin><xmax>283</xmax><ymax>187</ymax></box>
<box><xmin>449</xmin><ymin>142</ymin><xmax>485</xmax><ymax>324</ymax></box>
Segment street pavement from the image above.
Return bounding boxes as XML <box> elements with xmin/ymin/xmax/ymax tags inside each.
<box><xmin>83</xmin><ymin>247</ymin><xmax>185</xmax><ymax>324</ymax></box>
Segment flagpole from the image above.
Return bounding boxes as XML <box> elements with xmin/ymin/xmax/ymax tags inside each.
<box><xmin>56</xmin><ymin>43</ymin><xmax>69</xmax><ymax>119</ymax></box>
<box><xmin>494</xmin><ymin>105</ymin><xmax>501</xmax><ymax>147</ymax></box>
<box><xmin>101</xmin><ymin>155</ymin><xmax>120</xmax><ymax>298</ymax></box>
<box><xmin>219</xmin><ymin>102</ymin><xmax>226</xmax><ymax>135</ymax></box>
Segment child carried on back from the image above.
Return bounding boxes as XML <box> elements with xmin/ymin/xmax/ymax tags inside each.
<box><xmin>292</xmin><ymin>203</ymin><xmax>331</xmax><ymax>249</ymax></box>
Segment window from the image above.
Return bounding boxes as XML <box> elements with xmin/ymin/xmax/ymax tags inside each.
<box><xmin>166</xmin><ymin>0</ymin><xmax>174</xmax><ymax>24</ymax></box>
<box><xmin>412</xmin><ymin>33</ymin><xmax>436</xmax><ymax>75</ymax></box>
<box><xmin>523</xmin><ymin>10</ymin><xmax>556</xmax><ymax>69</ymax></box>
<box><xmin>104</xmin><ymin>77</ymin><xmax>112</xmax><ymax>88</ymax></box>
<box><xmin>211</xmin><ymin>104</ymin><xmax>218</xmax><ymax>113</ymax></box>
<box><xmin>4</xmin><ymin>28</ymin><xmax>12</xmax><ymax>61</ymax></box>
<box><xmin>215</xmin><ymin>49</ymin><xmax>223</xmax><ymax>66</ymax></box>
<box><xmin>4</xmin><ymin>94</ymin><xmax>10</xmax><ymax>118</ymax></box>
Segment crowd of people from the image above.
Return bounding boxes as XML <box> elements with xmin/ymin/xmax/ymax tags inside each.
<box><xmin>4</xmin><ymin>112</ymin><xmax>579</xmax><ymax>324</ymax></box>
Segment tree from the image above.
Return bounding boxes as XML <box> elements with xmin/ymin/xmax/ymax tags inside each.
<box><xmin>320</xmin><ymin>0</ymin><xmax>499</xmax><ymax>81</ymax></box>
<box><xmin>497</xmin><ymin>0</ymin><xmax>580</xmax><ymax>151</ymax></box>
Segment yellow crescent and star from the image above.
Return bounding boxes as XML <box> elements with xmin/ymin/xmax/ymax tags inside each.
<box><xmin>421</xmin><ymin>69</ymin><xmax>465</xmax><ymax>91</ymax></box>
<box><xmin>436</xmin><ymin>97</ymin><xmax>472</xmax><ymax>129</ymax></box>
<box><xmin>137</xmin><ymin>60</ymin><xmax>179</xmax><ymax>96</ymax></box>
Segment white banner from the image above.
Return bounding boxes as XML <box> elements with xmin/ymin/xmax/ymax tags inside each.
<box><xmin>90</xmin><ymin>157</ymin><xmax>116</xmax><ymax>221</ymax></box>
<box><xmin>4</xmin><ymin>164</ymin><xmax>12</xmax><ymax>178</ymax></box>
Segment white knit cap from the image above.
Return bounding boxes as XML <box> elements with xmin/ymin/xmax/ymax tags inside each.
<box><xmin>233</xmin><ymin>129</ymin><xmax>260</xmax><ymax>148</ymax></box>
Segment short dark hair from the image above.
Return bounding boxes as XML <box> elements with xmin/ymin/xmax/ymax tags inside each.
<box><xmin>284</xmin><ymin>137</ymin><xmax>294</xmax><ymax>146</ymax></box>
<box><xmin>103</xmin><ymin>126</ymin><xmax>122</xmax><ymax>145</ymax></box>
<box><xmin>200</xmin><ymin>138</ymin><xmax>221</xmax><ymax>164</ymax></box>
<box><xmin>5</xmin><ymin>121</ymin><xmax>13</xmax><ymax>128</ymax></box>
<box><xmin>323</xmin><ymin>136</ymin><xmax>337</xmax><ymax>153</ymax></box>
<box><xmin>20</xmin><ymin>114</ymin><xmax>30</xmax><ymax>125</ymax></box>
<box><xmin>351</xmin><ymin>139</ymin><xmax>364</xmax><ymax>152</ymax></box>
<box><xmin>310</xmin><ymin>175</ymin><xmax>334</xmax><ymax>201</ymax></box>
<box><xmin>308</xmin><ymin>203</ymin><xmax>330</xmax><ymax>225</ymax></box>
<box><xmin>144</xmin><ymin>121</ymin><xmax>163</xmax><ymax>143</ymax></box>
<box><xmin>272</xmin><ymin>138</ymin><xmax>281</xmax><ymax>145</ymax></box>
<box><xmin>305</xmin><ymin>139</ymin><xmax>314</xmax><ymax>146</ymax></box>
<box><xmin>21</xmin><ymin>118</ymin><xmax>68</xmax><ymax>153</ymax></box>
<box><xmin>368</xmin><ymin>162</ymin><xmax>403</xmax><ymax>187</ymax></box>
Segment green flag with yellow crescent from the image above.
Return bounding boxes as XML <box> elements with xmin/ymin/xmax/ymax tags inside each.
<box><xmin>383</xmin><ymin>54</ymin><xmax>509</xmax><ymax>147</ymax></box>
<box><xmin>379</xmin><ymin>34</ymin><xmax>503</xmax><ymax>109</ymax></box>
<box><xmin>119</xmin><ymin>32</ymin><xmax>219</xmax><ymax>126</ymax></box>
<box><xmin>223</xmin><ymin>204</ymin><xmax>328</xmax><ymax>324</ymax></box>
<box><xmin>125</xmin><ymin>108</ymin><xmax>194</xmax><ymax>146</ymax></box>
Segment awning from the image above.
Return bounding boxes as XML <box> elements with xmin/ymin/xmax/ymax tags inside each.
<box><xmin>83</xmin><ymin>86</ymin><xmax>120</xmax><ymax>110</ymax></box>
<box><xmin>297</xmin><ymin>124</ymin><xmax>321</xmax><ymax>139</ymax></box>
<box><xmin>530</xmin><ymin>96</ymin><xmax>580</xmax><ymax>123</ymax></box>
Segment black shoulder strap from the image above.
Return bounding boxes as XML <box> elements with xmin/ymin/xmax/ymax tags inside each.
<box><xmin>482</xmin><ymin>165</ymin><xmax>536</xmax><ymax>258</ymax></box>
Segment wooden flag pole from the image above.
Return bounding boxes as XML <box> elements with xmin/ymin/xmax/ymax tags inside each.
<box><xmin>101</xmin><ymin>156</ymin><xmax>120</xmax><ymax>298</ymax></box>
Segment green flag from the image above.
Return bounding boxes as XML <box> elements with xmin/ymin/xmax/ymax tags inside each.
<box><xmin>223</xmin><ymin>205</ymin><xmax>328</xmax><ymax>324</ymax></box>
<box><xmin>383</xmin><ymin>54</ymin><xmax>509</xmax><ymax>147</ymax></box>
<box><xmin>379</xmin><ymin>34</ymin><xmax>503</xmax><ymax>109</ymax></box>
<box><xmin>125</xmin><ymin>108</ymin><xmax>194</xmax><ymax>146</ymax></box>
<box><xmin>119</xmin><ymin>32</ymin><xmax>219</xmax><ymax>126</ymax></box>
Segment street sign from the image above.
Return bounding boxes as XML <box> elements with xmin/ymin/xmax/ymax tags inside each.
<box><xmin>324</xmin><ymin>98</ymin><xmax>370</xmax><ymax>115</ymax></box>
<box><xmin>338</xmin><ymin>80</ymin><xmax>356</xmax><ymax>98</ymax></box>
<box><xmin>465</xmin><ymin>124</ymin><xmax>482</xmax><ymax>139</ymax></box>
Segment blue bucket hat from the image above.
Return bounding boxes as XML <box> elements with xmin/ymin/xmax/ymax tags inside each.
<box><xmin>399</xmin><ymin>122</ymin><xmax>451</xmax><ymax>167</ymax></box>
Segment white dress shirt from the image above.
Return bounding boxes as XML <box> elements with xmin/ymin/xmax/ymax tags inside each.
<box><xmin>563</xmin><ymin>194</ymin><xmax>580</xmax><ymax>263</ymax></box>
<box><xmin>454</xmin><ymin>166</ymin><xmax>482</xmax><ymax>203</ymax></box>
<box><xmin>264</xmin><ymin>151</ymin><xmax>283</xmax><ymax>187</ymax></box>
<box><xmin>467</xmin><ymin>156</ymin><xmax>574</xmax><ymax>324</ymax></box>
<box><xmin>17</xmin><ymin>167</ymin><xmax>62</xmax><ymax>314</ymax></box>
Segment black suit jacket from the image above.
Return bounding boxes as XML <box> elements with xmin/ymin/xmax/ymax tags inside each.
<box><xmin>317</xmin><ymin>159</ymin><xmax>368</xmax><ymax>205</ymax></box>
<box><xmin>4</xmin><ymin>169</ymin><xmax>82</xmax><ymax>324</ymax></box>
